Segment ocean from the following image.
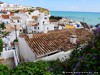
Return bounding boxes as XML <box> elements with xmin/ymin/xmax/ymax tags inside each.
<box><xmin>50</xmin><ymin>11</ymin><xmax>100</xmax><ymax>26</ymax></box>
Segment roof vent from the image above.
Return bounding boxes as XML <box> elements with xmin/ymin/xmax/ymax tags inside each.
<box><xmin>70</xmin><ymin>35</ymin><xmax>77</xmax><ymax>44</ymax></box>
<box><xmin>27</xmin><ymin>34</ymin><xmax>33</xmax><ymax>38</ymax></box>
<box><xmin>43</xmin><ymin>26</ymin><xmax>48</xmax><ymax>33</ymax></box>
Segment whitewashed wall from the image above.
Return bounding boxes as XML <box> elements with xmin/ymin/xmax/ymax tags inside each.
<box><xmin>0</xmin><ymin>50</ymin><xmax>19</xmax><ymax>66</ymax></box>
<box><xmin>1</xmin><ymin>50</ymin><xmax>14</xmax><ymax>58</ymax></box>
<box><xmin>2</xmin><ymin>19</ymin><xmax>10</xmax><ymax>24</ymax></box>
<box><xmin>18</xmin><ymin>37</ymin><xmax>36</xmax><ymax>62</ymax></box>
<box><xmin>41</xmin><ymin>50</ymin><xmax>72</xmax><ymax>61</ymax></box>
<box><xmin>48</xmin><ymin>24</ymin><xmax>54</xmax><ymax>31</ymax></box>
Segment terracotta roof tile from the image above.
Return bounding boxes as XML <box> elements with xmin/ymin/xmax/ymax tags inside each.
<box><xmin>2</xmin><ymin>15</ymin><xmax>9</xmax><ymax>19</ymax></box>
<box><xmin>24</xmin><ymin>29</ymin><xmax>93</xmax><ymax>58</ymax></box>
<box><xmin>5</xmin><ymin>25</ymin><xmax>22</xmax><ymax>32</ymax></box>
<box><xmin>32</xmin><ymin>16</ymin><xmax>38</xmax><ymax>20</ymax></box>
<box><xmin>9</xmin><ymin>13</ymin><xmax>14</xmax><ymax>16</ymax></box>
<box><xmin>19</xmin><ymin>10</ymin><xmax>27</xmax><ymax>12</ymax></box>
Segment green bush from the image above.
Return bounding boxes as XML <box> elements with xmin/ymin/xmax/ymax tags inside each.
<box><xmin>0</xmin><ymin>22</ymin><xmax>6</xmax><ymax>30</ymax></box>
<box><xmin>0</xmin><ymin>38</ymin><xmax>3</xmax><ymax>52</ymax></box>
<box><xmin>11</xmin><ymin>60</ymin><xmax>51</xmax><ymax>75</ymax></box>
<box><xmin>50</xmin><ymin>16</ymin><xmax>62</xmax><ymax>20</ymax></box>
<box><xmin>0</xmin><ymin>64</ymin><xmax>10</xmax><ymax>75</ymax></box>
<box><xmin>13</xmin><ymin>39</ymin><xmax>18</xmax><ymax>43</ymax></box>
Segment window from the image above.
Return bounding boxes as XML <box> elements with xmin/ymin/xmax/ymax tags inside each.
<box><xmin>34</xmin><ymin>27</ymin><xmax>37</xmax><ymax>29</ymax></box>
<box><xmin>54</xmin><ymin>27</ymin><xmax>56</xmax><ymax>28</ymax></box>
<box><xmin>6</xmin><ymin>21</ymin><xmax>8</xmax><ymax>24</ymax></box>
<box><xmin>43</xmin><ymin>21</ymin><xmax>45</xmax><ymax>25</ymax></box>
<box><xmin>38</xmin><ymin>23</ymin><xmax>39</xmax><ymax>25</ymax></box>
<box><xmin>44</xmin><ymin>17</ymin><xmax>47</xmax><ymax>19</ymax></box>
<box><xmin>12</xmin><ymin>20</ymin><xmax>13</xmax><ymax>22</ymax></box>
<box><xmin>17</xmin><ymin>20</ymin><xmax>20</xmax><ymax>23</ymax></box>
<box><xmin>47</xmin><ymin>27</ymin><xmax>49</xmax><ymax>30</ymax></box>
<box><xmin>38</xmin><ymin>27</ymin><xmax>39</xmax><ymax>29</ymax></box>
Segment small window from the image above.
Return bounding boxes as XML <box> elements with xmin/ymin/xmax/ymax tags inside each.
<box><xmin>34</xmin><ymin>27</ymin><xmax>37</xmax><ymax>29</ymax></box>
<box><xmin>54</xmin><ymin>27</ymin><xmax>56</xmax><ymax>28</ymax></box>
<box><xmin>6</xmin><ymin>21</ymin><xmax>8</xmax><ymax>24</ymax></box>
<box><xmin>12</xmin><ymin>20</ymin><xmax>13</xmax><ymax>22</ymax></box>
<box><xmin>17</xmin><ymin>20</ymin><xmax>20</xmax><ymax>23</ymax></box>
<box><xmin>47</xmin><ymin>27</ymin><xmax>49</xmax><ymax>30</ymax></box>
<box><xmin>38</xmin><ymin>23</ymin><xmax>39</xmax><ymax>25</ymax></box>
<box><xmin>44</xmin><ymin>17</ymin><xmax>47</xmax><ymax>19</ymax></box>
<box><xmin>43</xmin><ymin>21</ymin><xmax>45</xmax><ymax>25</ymax></box>
<box><xmin>38</xmin><ymin>27</ymin><xmax>39</xmax><ymax>29</ymax></box>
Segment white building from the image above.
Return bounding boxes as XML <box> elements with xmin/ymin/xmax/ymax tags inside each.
<box><xmin>0</xmin><ymin>14</ymin><xmax>10</xmax><ymax>24</ymax></box>
<box><xmin>27</xmin><ymin>10</ymin><xmax>54</xmax><ymax>33</ymax></box>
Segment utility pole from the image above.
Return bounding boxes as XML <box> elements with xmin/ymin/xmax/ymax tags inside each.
<box><xmin>14</xmin><ymin>25</ymin><xmax>17</xmax><ymax>39</ymax></box>
<box><xmin>25</xmin><ymin>22</ymin><xmax>27</xmax><ymax>34</ymax></box>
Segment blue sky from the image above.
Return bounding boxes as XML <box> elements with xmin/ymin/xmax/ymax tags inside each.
<box><xmin>0</xmin><ymin>0</ymin><xmax>100</xmax><ymax>12</ymax></box>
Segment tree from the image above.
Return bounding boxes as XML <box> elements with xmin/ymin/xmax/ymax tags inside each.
<box><xmin>0</xmin><ymin>38</ymin><xmax>3</xmax><ymax>52</ymax></box>
<box><xmin>0</xmin><ymin>22</ymin><xmax>6</xmax><ymax>30</ymax></box>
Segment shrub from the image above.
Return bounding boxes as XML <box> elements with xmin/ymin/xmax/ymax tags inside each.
<box><xmin>0</xmin><ymin>38</ymin><xmax>3</xmax><ymax>52</ymax></box>
<box><xmin>0</xmin><ymin>22</ymin><xmax>6</xmax><ymax>30</ymax></box>
<box><xmin>13</xmin><ymin>39</ymin><xmax>18</xmax><ymax>43</ymax></box>
<box><xmin>0</xmin><ymin>64</ymin><xmax>10</xmax><ymax>75</ymax></box>
<box><xmin>11</xmin><ymin>60</ymin><xmax>51</xmax><ymax>75</ymax></box>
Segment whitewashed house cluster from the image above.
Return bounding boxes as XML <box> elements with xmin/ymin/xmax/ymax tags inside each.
<box><xmin>58</xmin><ymin>18</ymin><xmax>84</xmax><ymax>29</ymax></box>
<box><xmin>27</xmin><ymin>10</ymin><xmax>55</xmax><ymax>33</ymax></box>
<box><xmin>0</xmin><ymin>2</ymin><xmax>33</xmax><ymax>11</ymax></box>
<box><xmin>0</xmin><ymin>2</ymin><xmax>91</xmax><ymax>65</ymax></box>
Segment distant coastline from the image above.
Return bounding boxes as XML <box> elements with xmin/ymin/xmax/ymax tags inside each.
<box><xmin>50</xmin><ymin>11</ymin><xmax>100</xmax><ymax>25</ymax></box>
<box><xmin>50</xmin><ymin>10</ymin><xmax>100</xmax><ymax>13</ymax></box>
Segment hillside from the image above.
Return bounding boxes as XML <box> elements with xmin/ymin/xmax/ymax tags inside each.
<box><xmin>0</xmin><ymin>1</ymin><xmax>3</xmax><ymax>4</ymax></box>
<box><xmin>0</xmin><ymin>1</ymin><xmax>49</xmax><ymax>15</ymax></box>
<box><xmin>36</xmin><ymin>7</ymin><xmax>49</xmax><ymax>15</ymax></box>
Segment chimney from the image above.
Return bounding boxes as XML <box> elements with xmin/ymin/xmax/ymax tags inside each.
<box><xmin>59</xmin><ymin>26</ymin><xmax>62</xmax><ymax>30</ymax></box>
<box><xmin>27</xmin><ymin>34</ymin><xmax>33</xmax><ymax>38</ymax></box>
<box><xmin>43</xmin><ymin>26</ymin><xmax>48</xmax><ymax>33</ymax></box>
<box><xmin>70</xmin><ymin>35</ymin><xmax>77</xmax><ymax>44</ymax></box>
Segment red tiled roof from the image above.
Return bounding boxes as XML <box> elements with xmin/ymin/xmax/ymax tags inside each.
<box><xmin>9</xmin><ymin>13</ymin><xmax>14</xmax><ymax>16</ymax></box>
<box><xmin>32</xmin><ymin>16</ymin><xmax>38</xmax><ymax>20</ymax></box>
<box><xmin>19</xmin><ymin>10</ymin><xmax>27</xmax><ymax>12</ymax></box>
<box><xmin>28</xmin><ymin>22</ymin><xmax>38</xmax><ymax>26</ymax></box>
<box><xmin>5</xmin><ymin>25</ymin><xmax>22</xmax><ymax>32</ymax></box>
<box><xmin>2</xmin><ymin>15</ymin><xmax>9</xmax><ymax>19</ymax></box>
<box><xmin>23</xmin><ymin>29</ymin><xmax>93</xmax><ymax>58</ymax></box>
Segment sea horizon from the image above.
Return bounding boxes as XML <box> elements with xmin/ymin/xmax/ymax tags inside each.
<box><xmin>50</xmin><ymin>10</ymin><xmax>100</xmax><ymax>13</ymax></box>
<box><xmin>50</xmin><ymin>11</ymin><xmax>100</xmax><ymax>26</ymax></box>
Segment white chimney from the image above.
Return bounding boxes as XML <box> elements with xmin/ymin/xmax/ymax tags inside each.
<box><xmin>59</xmin><ymin>26</ymin><xmax>62</xmax><ymax>30</ymax></box>
<box><xmin>43</xmin><ymin>26</ymin><xmax>48</xmax><ymax>33</ymax></box>
<box><xmin>27</xmin><ymin>34</ymin><xmax>33</xmax><ymax>38</ymax></box>
<box><xmin>70</xmin><ymin>35</ymin><xmax>77</xmax><ymax>44</ymax></box>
